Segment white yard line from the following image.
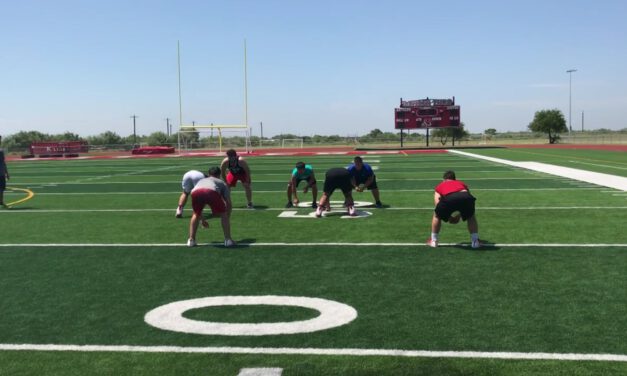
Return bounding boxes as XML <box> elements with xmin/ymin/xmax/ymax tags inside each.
<box><xmin>18</xmin><ymin>187</ymin><xmax>605</xmax><ymax>195</ymax></box>
<box><xmin>568</xmin><ymin>160</ymin><xmax>627</xmax><ymax>170</ymax></box>
<box><xmin>0</xmin><ymin>343</ymin><xmax>625</xmax><ymax>362</ymax></box>
<box><xmin>1</xmin><ymin>206</ymin><xmax>626</xmax><ymax>213</ymax></box>
<box><xmin>448</xmin><ymin>150</ymin><xmax>627</xmax><ymax>191</ymax></box>
<box><xmin>0</xmin><ymin>242</ymin><xmax>625</xmax><ymax>247</ymax></box>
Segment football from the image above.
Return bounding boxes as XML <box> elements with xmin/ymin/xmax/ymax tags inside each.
<box><xmin>449</xmin><ymin>211</ymin><xmax>461</xmax><ymax>224</ymax></box>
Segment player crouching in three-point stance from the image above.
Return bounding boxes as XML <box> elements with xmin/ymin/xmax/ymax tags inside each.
<box><xmin>315</xmin><ymin>167</ymin><xmax>356</xmax><ymax>217</ymax></box>
<box><xmin>286</xmin><ymin>161</ymin><xmax>318</xmax><ymax>208</ymax></box>
<box><xmin>188</xmin><ymin>167</ymin><xmax>235</xmax><ymax>247</ymax></box>
<box><xmin>176</xmin><ymin>169</ymin><xmax>206</xmax><ymax>218</ymax></box>
<box><xmin>220</xmin><ymin>149</ymin><xmax>253</xmax><ymax>209</ymax></box>
<box><xmin>428</xmin><ymin>170</ymin><xmax>481</xmax><ymax>248</ymax></box>
<box><xmin>348</xmin><ymin>156</ymin><xmax>383</xmax><ymax>208</ymax></box>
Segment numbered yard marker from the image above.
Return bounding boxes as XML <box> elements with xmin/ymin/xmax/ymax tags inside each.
<box><xmin>294</xmin><ymin>200</ymin><xmax>372</xmax><ymax>208</ymax></box>
<box><xmin>144</xmin><ymin>295</ymin><xmax>358</xmax><ymax>336</ymax></box>
<box><xmin>238</xmin><ymin>368</ymin><xmax>283</xmax><ymax>376</ymax></box>
<box><xmin>278</xmin><ymin>210</ymin><xmax>372</xmax><ymax>219</ymax></box>
<box><xmin>281</xmin><ymin>200</ymin><xmax>373</xmax><ymax>219</ymax></box>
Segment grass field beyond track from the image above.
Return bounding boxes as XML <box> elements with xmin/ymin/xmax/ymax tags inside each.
<box><xmin>1</xmin><ymin>148</ymin><xmax>626</xmax><ymax>375</ymax></box>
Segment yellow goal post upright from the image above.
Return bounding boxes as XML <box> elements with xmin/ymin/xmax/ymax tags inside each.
<box><xmin>176</xmin><ymin>40</ymin><xmax>251</xmax><ymax>153</ymax></box>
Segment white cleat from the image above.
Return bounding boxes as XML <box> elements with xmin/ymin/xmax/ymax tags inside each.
<box><xmin>315</xmin><ymin>206</ymin><xmax>323</xmax><ymax>218</ymax></box>
<box><xmin>348</xmin><ymin>206</ymin><xmax>356</xmax><ymax>216</ymax></box>
<box><xmin>224</xmin><ymin>239</ymin><xmax>236</xmax><ymax>247</ymax></box>
<box><xmin>175</xmin><ymin>207</ymin><xmax>183</xmax><ymax>218</ymax></box>
<box><xmin>426</xmin><ymin>238</ymin><xmax>438</xmax><ymax>248</ymax></box>
<box><xmin>187</xmin><ymin>238</ymin><xmax>197</xmax><ymax>247</ymax></box>
<box><xmin>471</xmin><ymin>239</ymin><xmax>483</xmax><ymax>249</ymax></box>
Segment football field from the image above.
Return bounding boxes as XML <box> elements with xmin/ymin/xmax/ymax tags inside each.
<box><xmin>1</xmin><ymin>148</ymin><xmax>626</xmax><ymax>375</ymax></box>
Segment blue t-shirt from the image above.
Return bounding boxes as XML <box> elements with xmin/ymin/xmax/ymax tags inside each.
<box><xmin>347</xmin><ymin>163</ymin><xmax>374</xmax><ymax>183</ymax></box>
<box><xmin>292</xmin><ymin>164</ymin><xmax>314</xmax><ymax>180</ymax></box>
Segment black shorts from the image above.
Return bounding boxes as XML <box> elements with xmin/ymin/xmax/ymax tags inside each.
<box><xmin>295</xmin><ymin>175</ymin><xmax>316</xmax><ymax>187</ymax></box>
<box><xmin>355</xmin><ymin>175</ymin><xmax>378</xmax><ymax>190</ymax></box>
<box><xmin>323</xmin><ymin>168</ymin><xmax>352</xmax><ymax>196</ymax></box>
<box><xmin>435</xmin><ymin>191</ymin><xmax>476</xmax><ymax>222</ymax></box>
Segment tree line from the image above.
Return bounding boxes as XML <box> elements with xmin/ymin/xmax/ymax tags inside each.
<box><xmin>2</xmin><ymin>113</ymin><xmax>626</xmax><ymax>150</ymax></box>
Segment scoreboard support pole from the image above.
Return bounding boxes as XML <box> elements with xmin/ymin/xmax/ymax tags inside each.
<box><xmin>426</xmin><ymin>128</ymin><xmax>430</xmax><ymax>147</ymax></box>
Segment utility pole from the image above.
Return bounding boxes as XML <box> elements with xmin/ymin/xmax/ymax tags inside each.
<box><xmin>130</xmin><ymin>115</ymin><xmax>138</xmax><ymax>146</ymax></box>
<box><xmin>260</xmin><ymin>121</ymin><xmax>263</xmax><ymax>147</ymax></box>
<box><xmin>581</xmin><ymin>111</ymin><xmax>584</xmax><ymax>132</ymax></box>
<box><xmin>166</xmin><ymin>118</ymin><xmax>171</xmax><ymax>136</ymax></box>
<box><xmin>566</xmin><ymin>69</ymin><xmax>577</xmax><ymax>135</ymax></box>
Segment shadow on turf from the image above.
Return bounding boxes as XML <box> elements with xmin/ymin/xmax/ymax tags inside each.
<box><xmin>211</xmin><ymin>238</ymin><xmax>257</xmax><ymax>248</ymax></box>
<box><xmin>455</xmin><ymin>239</ymin><xmax>499</xmax><ymax>251</ymax></box>
<box><xmin>1</xmin><ymin>206</ymin><xmax>35</xmax><ymax>211</ymax></box>
<box><xmin>243</xmin><ymin>205</ymin><xmax>269</xmax><ymax>210</ymax></box>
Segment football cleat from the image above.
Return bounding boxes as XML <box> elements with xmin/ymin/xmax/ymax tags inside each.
<box><xmin>375</xmin><ymin>201</ymin><xmax>383</xmax><ymax>208</ymax></box>
<box><xmin>224</xmin><ymin>239</ymin><xmax>236</xmax><ymax>247</ymax></box>
<box><xmin>315</xmin><ymin>206</ymin><xmax>323</xmax><ymax>218</ymax></box>
<box><xmin>426</xmin><ymin>238</ymin><xmax>438</xmax><ymax>248</ymax></box>
<box><xmin>285</xmin><ymin>201</ymin><xmax>294</xmax><ymax>208</ymax></box>
<box><xmin>187</xmin><ymin>238</ymin><xmax>197</xmax><ymax>247</ymax></box>
<box><xmin>175</xmin><ymin>206</ymin><xmax>183</xmax><ymax>218</ymax></box>
<box><xmin>247</xmin><ymin>202</ymin><xmax>254</xmax><ymax>209</ymax></box>
<box><xmin>311</xmin><ymin>202</ymin><xmax>317</xmax><ymax>209</ymax></box>
<box><xmin>348</xmin><ymin>206</ymin><xmax>356</xmax><ymax>216</ymax></box>
<box><xmin>471</xmin><ymin>239</ymin><xmax>483</xmax><ymax>249</ymax></box>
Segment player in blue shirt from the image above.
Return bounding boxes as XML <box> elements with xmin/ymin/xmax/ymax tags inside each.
<box><xmin>286</xmin><ymin>161</ymin><xmax>318</xmax><ymax>208</ymax></box>
<box><xmin>347</xmin><ymin>156</ymin><xmax>383</xmax><ymax>208</ymax></box>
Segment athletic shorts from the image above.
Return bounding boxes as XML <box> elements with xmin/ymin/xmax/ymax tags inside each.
<box><xmin>294</xmin><ymin>175</ymin><xmax>316</xmax><ymax>187</ymax></box>
<box><xmin>191</xmin><ymin>188</ymin><xmax>227</xmax><ymax>216</ymax></box>
<box><xmin>354</xmin><ymin>175</ymin><xmax>378</xmax><ymax>190</ymax></box>
<box><xmin>323</xmin><ymin>168</ymin><xmax>353</xmax><ymax>196</ymax></box>
<box><xmin>435</xmin><ymin>191</ymin><xmax>476</xmax><ymax>222</ymax></box>
<box><xmin>226</xmin><ymin>171</ymin><xmax>250</xmax><ymax>187</ymax></box>
<box><xmin>0</xmin><ymin>176</ymin><xmax>5</xmax><ymax>191</ymax></box>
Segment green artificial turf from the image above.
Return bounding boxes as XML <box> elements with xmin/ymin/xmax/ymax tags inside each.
<box><xmin>1</xmin><ymin>148</ymin><xmax>626</xmax><ymax>374</ymax></box>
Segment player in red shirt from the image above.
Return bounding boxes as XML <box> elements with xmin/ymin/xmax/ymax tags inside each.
<box><xmin>428</xmin><ymin>170</ymin><xmax>481</xmax><ymax>248</ymax></box>
<box><xmin>220</xmin><ymin>149</ymin><xmax>253</xmax><ymax>209</ymax></box>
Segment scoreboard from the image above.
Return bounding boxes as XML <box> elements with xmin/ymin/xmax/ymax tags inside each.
<box><xmin>394</xmin><ymin>97</ymin><xmax>460</xmax><ymax>129</ymax></box>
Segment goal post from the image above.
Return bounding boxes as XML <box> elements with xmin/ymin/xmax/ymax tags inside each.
<box><xmin>176</xmin><ymin>40</ymin><xmax>251</xmax><ymax>154</ymax></box>
<box><xmin>178</xmin><ymin>124</ymin><xmax>251</xmax><ymax>153</ymax></box>
<box><xmin>281</xmin><ymin>138</ymin><xmax>304</xmax><ymax>148</ymax></box>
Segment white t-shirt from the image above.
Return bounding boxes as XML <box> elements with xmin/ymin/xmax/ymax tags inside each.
<box><xmin>181</xmin><ymin>170</ymin><xmax>206</xmax><ymax>193</ymax></box>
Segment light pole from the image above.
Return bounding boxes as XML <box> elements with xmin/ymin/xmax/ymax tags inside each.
<box><xmin>130</xmin><ymin>115</ymin><xmax>138</xmax><ymax>146</ymax></box>
<box><xmin>566</xmin><ymin>69</ymin><xmax>577</xmax><ymax>135</ymax></box>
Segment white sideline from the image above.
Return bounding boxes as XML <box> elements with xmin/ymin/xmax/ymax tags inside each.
<box><xmin>0</xmin><ymin>242</ymin><xmax>626</xmax><ymax>248</ymax></box>
<box><xmin>447</xmin><ymin>150</ymin><xmax>627</xmax><ymax>191</ymax></box>
<box><xmin>0</xmin><ymin>343</ymin><xmax>626</xmax><ymax>362</ymax></box>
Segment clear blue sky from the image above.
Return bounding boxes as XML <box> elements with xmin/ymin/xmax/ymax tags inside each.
<box><xmin>2</xmin><ymin>0</ymin><xmax>626</xmax><ymax>137</ymax></box>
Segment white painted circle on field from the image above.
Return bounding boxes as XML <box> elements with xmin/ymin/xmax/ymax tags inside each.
<box><xmin>144</xmin><ymin>295</ymin><xmax>358</xmax><ymax>336</ymax></box>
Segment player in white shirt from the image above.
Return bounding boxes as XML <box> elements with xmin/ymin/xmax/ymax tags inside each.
<box><xmin>176</xmin><ymin>170</ymin><xmax>206</xmax><ymax>218</ymax></box>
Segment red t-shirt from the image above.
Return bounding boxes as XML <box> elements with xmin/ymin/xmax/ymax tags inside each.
<box><xmin>435</xmin><ymin>180</ymin><xmax>468</xmax><ymax>196</ymax></box>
